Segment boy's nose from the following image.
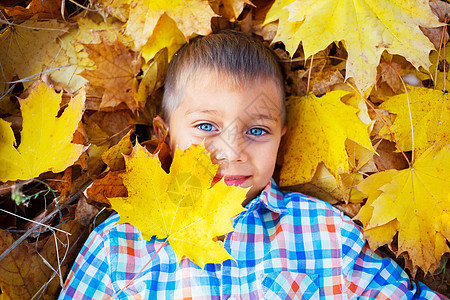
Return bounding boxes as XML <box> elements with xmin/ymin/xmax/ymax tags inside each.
<box><xmin>208</xmin><ymin>134</ymin><xmax>248</xmax><ymax>164</ymax></box>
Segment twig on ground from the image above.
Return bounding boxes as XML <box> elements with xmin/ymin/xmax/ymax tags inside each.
<box><xmin>0</xmin><ymin>180</ymin><xmax>92</xmax><ymax>263</ymax></box>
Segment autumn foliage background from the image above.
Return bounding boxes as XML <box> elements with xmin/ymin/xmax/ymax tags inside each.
<box><xmin>0</xmin><ymin>0</ymin><xmax>449</xmax><ymax>298</ymax></box>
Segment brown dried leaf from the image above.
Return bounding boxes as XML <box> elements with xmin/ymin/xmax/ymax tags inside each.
<box><xmin>86</xmin><ymin>171</ymin><xmax>127</xmax><ymax>206</ymax></box>
<box><xmin>251</xmin><ymin>0</ymin><xmax>277</xmax><ymax>40</ymax></box>
<box><xmin>74</xmin><ymin>16</ymin><xmax>132</xmax><ymax>69</ymax></box>
<box><xmin>0</xmin><ymin>0</ymin><xmax>23</xmax><ymax>6</ymax></box>
<box><xmin>46</xmin><ymin>167</ymin><xmax>73</xmax><ymax>199</ymax></box>
<box><xmin>0</xmin><ymin>220</ymin><xmax>84</xmax><ymax>299</ymax></box>
<box><xmin>285</xmin><ymin>70</ymin><xmax>308</xmax><ymax>97</ymax></box>
<box><xmin>75</xmin><ymin>196</ymin><xmax>100</xmax><ymax>227</ymax></box>
<box><xmin>150</xmin><ymin>138</ymin><xmax>173</xmax><ymax>173</ymax></box>
<box><xmin>379</xmin><ymin>62</ymin><xmax>402</xmax><ymax>93</ymax></box>
<box><xmin>82</xmin><ymin>115</ymin><xmax>110</xmax><ymax>176</ymax></box>
<box><xmin>2</xmin><ymin>0</ymin><xmax>64</xmax><ymax>22</ymax></box>
<box><xmin>88</xmin><ymin>111</ymin><xmax>134</xmax><ymax>146</ymax></box>
<box><xmin>420</xmin><ymin>27</ymin><xmax>447</xmax><ymax>50</ymax></box>
<box><xmin>372</xmin><ymin>140</ymin><xmax>409</xmax><ymax>172</ymax></box>
<box><xmin>369</xmin><ymin>108</ymin><xmax>394</xmax><ymax>138</ymax></box>
<box><xmin>80</xmin><ymin>38</ymin><xmax>142</xmax><ymax>112</ymax></box>
<box><xmin>312</xmin><ymin>67</ymin><xmax>344</xmax><ymax>95</ymax></box>
<box><xmin>334</xmin><ymin>203</ymin><xmax>362</xmax><ymax>219</ymax></box>
<box><xmin>84</xmin><ymin>84</ymin><xmax>106</xmax><ymax>111</ymax></box>
<box><xmin>83</xmin><ymin>114</ymin><xmax>110</xmax><ymax>147</ymax></box>
<box><xmin>429</xmin><ymin>0</ymin><xmax>450</xmax><ymax>22</ymax></box>
<box><xmin>87</xmin><ymin>144</ymin><xmax>109</xmax><ymax>177</ymax></box>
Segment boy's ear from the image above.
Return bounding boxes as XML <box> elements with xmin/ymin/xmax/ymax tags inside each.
<box><xmin>281</xmin><ymin>125</ymin><xmax>287</xmax><ymax>137</ymax></box>
<box><xmin>153</xmin><ymin>116</ymin><xmax>169</xmax><ymax>139</ymax></box>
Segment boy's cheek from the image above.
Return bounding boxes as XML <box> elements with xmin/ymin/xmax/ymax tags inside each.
<box><xmin>170</xmin><ymin>135</ymin><xmax>205</xmax><ymax>153</ymax></box>
<box><xmin>205</xmin><ymin>140</ymin><xmax>219</xmax><ymax>156</ymax></box>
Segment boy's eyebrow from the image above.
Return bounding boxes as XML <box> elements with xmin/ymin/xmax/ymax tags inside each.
<box><xmin>249</xmin><ymin>113</ymin><xmax>279</xmax><ymax>122</ymax></box>
<box><xmin>184</xmin><ymin>110</ymin><xmax>278</xmax><ymax>121</ymax></box>
<box><xmin>185</xmin><ymin>109</ymin><xmax>222</xmax><ymax>116</ymax></box>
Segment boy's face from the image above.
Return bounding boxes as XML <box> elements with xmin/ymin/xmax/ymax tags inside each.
<box><xmin>159</xmin><ymin>72</ymin><xmax>286</xmax><ymax>203</ymax></box>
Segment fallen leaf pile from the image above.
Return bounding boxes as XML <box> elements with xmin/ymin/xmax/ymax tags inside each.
<box><xmin>264</xmin><ymin>0</ymin><xmax>441</xmax><ymax>92</ymax></box>
<box><xmin>0</xmin><ymin>0</ymin><xmax>448</xmax><ymax>297</ymax></box>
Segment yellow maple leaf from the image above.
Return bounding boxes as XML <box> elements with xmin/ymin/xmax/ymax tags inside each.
<box><xmin>356</xmin><ymin>144</ymin><xmax>450</xmax><ymax>273</ymax></box>
<box><xmin>279</xmin><ymin>90</ymin><xmax>374</xmax><ymax>186</ymax></box>
<box><xmin>109</xmin><ymin>143</ymin><xmax>248</xmax><ymax>268</ymax></box>
<box><xmin>80</xmin><ymin>38</ymin><xmax>141</xmax><ymax>112</ymax></box>
<box><xmin>0</xmin><ymin>20</ymin><xmax>68</xmax><ymax>93</ymax></box>
<box><xmin>264</xmin><ymin>0</ymin><xmax>441</xmax><ymax>92</ymax></box>
<box><xmin>136</xmin><ymin>48</ymin><xmax>168</xmax><ymax>110</ymax></box>
<box><xmin>263</xmin><ymin>0</ymin><xmax>303</xmax><ymax>56</ymax></box>
<box><xmin>0</xmin><ymin>19</ymin><xmax>87</xmax><ymax>92</ymax></box>
<box><xmin>288</xmin><ymin>138</ymin><xmax>376</xmax><ymax>205</ymax></box>
<box><xmin>293</xmin><ymin>163</ymin><xmax>366</xmax><ymax>205</ymax></box>
<box><xmin>355</xmin><ymin>169</ymin><xmax>400</xmax><ymax>250</ymax></box>
<box><xmin>125</xmin><ymin>0</ymin><xmax>214</xmax><ymax>50</ymax></box>
<box><xmin>0</xmin><ymin>81</ymin><xmax>85</xmax><ymax>182</ymax></box>
<box><xmin>53</xmin><ymin>30</ymin><xmax>89</xmax><ymax>92</ymax></box>
<box><xmin>141</xmin><ymin>13</ymin><xmax>186</xmax><ymax>63</ymax></box>
<box><xmin>101</xmin><ymin>131</ymin><xmax>133</xmax><ymax>171</ymax></box>
<box><xmin>379</xmin><ymin>86</ymin><xmax>450</xmax><ymax>158</ymax></box>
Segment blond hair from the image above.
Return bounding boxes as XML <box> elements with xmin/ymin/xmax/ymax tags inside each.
<box><xmin>162</xmin><ymin>30</ymin><xmax>285</xmax><ymax>122</ymax></box>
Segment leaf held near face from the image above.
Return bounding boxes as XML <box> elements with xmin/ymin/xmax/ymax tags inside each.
<box><xmin>109</xmin><ymin>143</ymin><xmax>248</xmax><ymax>268</ymax></box>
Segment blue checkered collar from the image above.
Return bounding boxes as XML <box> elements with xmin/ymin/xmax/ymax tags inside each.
<box><xmin>247</xmin><ymin>178</ymin><xmax>289</xmax><ymax>215</ymax></box>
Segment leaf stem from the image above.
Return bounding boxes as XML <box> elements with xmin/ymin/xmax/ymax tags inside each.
<box><xmin>306</xmin><ymin>55</ymin><xmax>314</xmax><ymax>93</ymax></box>
<box><xmin>384</xmin><ymin>61</ymin><xmax>415</xmax><ymax>163</ymax></box>
<box><xmin>441</xmin><ymin>16</ymin><xmax>448</xmax><ymax>93</ymax></box>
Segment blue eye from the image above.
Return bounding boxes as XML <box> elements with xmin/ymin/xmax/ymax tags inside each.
<box><xmin>247</xmin><ymin>128</ymin><xmax>267</xmax><ymax>136</ymax></box>
<box><xmin>197</xmin><ymin>123</ymin><xmax>217</xmax><ymax>132</ymax></box>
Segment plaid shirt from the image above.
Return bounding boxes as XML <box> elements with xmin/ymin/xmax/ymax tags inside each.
<box><xmin>60</xmin><ymin>180</ymin><xmax>441</xmax><ymax>299</ymax></box>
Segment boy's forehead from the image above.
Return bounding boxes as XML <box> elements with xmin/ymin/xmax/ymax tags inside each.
<box><xmin>182</xmin><ymin>75</ymin><xmax>283</xmax><ymax>122</ymax></box>
<box><xmin>186</xmin><ymin>70</ymin><xmax>282</xmax><ymax>106</ymax></box>
<box><xmin>184</xmin><ymin>104</ymin><xmax>281</xmax><ymax>122</ymax></box>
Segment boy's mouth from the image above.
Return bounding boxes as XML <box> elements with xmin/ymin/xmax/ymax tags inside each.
<box><xmin>212</xmin><ymin>175</ymin><xmax>251</xmax><ymax>186</ymax></box>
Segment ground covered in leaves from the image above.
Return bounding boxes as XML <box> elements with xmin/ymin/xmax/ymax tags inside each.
<box><xmin>0</xmin><ymin>0</ymin><xmax>449</xmax><ymax>298</ymax></box>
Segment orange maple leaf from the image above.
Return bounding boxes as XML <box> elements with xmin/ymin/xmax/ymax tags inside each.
<box><xmin>80</xmin><ymin>38</ymin><xmax>141</xmax><ymax>112</ymax></box>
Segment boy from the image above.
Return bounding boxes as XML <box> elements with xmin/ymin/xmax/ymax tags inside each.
<box><xmin>59</xmin><ymin>31</ymin><xmax>442</xmax><ymax>299</ymax></box>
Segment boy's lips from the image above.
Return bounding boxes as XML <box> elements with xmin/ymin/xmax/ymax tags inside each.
<box><xmin>212</xmin><ymin>175</ymin><xmax>251</xmax><ymax>186</ymax></box>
